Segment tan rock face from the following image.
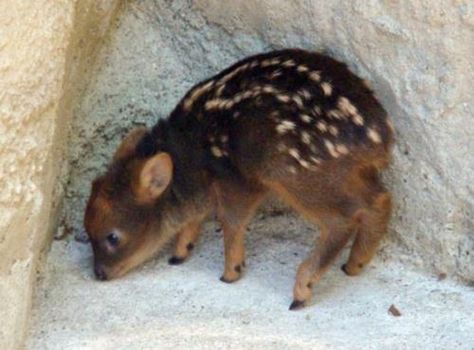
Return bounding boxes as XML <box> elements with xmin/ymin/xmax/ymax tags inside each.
<box><xmin>3</xmin><ymin>1</ymin><xmax>472</xmax><ymax>347</ymax></box>
<box><xmin>0</xmin><ymin>1</ymin><xmax>119</xmax><ymax>349</ymax></box>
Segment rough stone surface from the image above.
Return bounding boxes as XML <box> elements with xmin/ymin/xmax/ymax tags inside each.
<box><xmin>27</xmin><ymin>216</ymin><xmax>474</xmax><ymax>349</ymax></box>
<box><xmin>64</xmin><ymin>0</ymin><xmax>474</xmax><ymax>285</ymax></box>
<box><xmin>0</xmin><ymin>1</ymin><xmax>119</xmax><ymax>349</ymax></box>
<box><xmin>23</xmin><ymin>0</ymin><xmax>474</xmax><ymax>347</ymax></box>
<box><xmin>7</xmin><ymin>0</ymin><xmax>474</xmax><ymax>350</ymax></box>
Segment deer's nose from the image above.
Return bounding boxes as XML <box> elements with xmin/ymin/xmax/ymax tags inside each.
<box><xmin>94</xmin><ymin>263</ymin><xmax>108</xmax><ymax>281</ymax></box>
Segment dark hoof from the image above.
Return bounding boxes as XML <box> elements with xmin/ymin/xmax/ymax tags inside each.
<box><xmin>168</xmin><ymin>256</ymin><xmax>185</xmax><ymax>265</ymax></box>
<box><xmin>289</xmin><ymin>299</ymin><xmax>305</xmax><ymax>311</ymax></box>
<box><xmin>341</xmin><ymin>263</ymin><xmax>361</xmax><ymax>276</ymax></box>
<box><xmin>220</xmin><ymin>275</ymin><xmax>237</xmax><ymax>284</ymax></box>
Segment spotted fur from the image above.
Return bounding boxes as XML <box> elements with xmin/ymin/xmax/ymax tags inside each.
<box><xmin>174</xmin><ymin>50</ymin><xmax>392</xmax><ymax>174</ymax></box>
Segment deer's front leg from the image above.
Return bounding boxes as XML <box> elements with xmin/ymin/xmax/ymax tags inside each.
<box><xmin>214</xmin><ymin>181</ymin><xmax>267</xmax><ymax>283</ymax></box>
<box><xmin>220</xmin><ymin>221</ymin><xmax>247</xmax><ymax>283</ymax></box>
<box><xmin>169</xmin><ymin>220</ymin><xmax>203</xmax><ymax>265</ymax></box>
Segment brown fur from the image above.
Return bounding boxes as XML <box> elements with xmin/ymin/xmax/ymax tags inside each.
<box><xmin>84</xmin><ymin>49</ymin><xmax>394</xmax><ymax>309</ymax></box>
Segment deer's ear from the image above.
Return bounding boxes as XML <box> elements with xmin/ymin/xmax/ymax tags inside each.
<box><xmin>134</xmin><ymin>153</ymin><xmax>173</xmax><ymax>204</ymax></box>
<box><xmin>114</xmin><ymin>127</ymin><xmax>149</xmax><ymax>160</ymax></box>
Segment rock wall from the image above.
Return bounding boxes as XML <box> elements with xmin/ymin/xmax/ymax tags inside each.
<box><xmin>0</xmin><ymin>1</ymin><xmax>119</xmax><ymax>349</ymax></box>
<box><xmin>1</xmin><ymin>1</ymin><xmax>468</xmax><ymax>347</ymax></box>
<box><xmin>66</xmin><ymin>0</ymin><xmax>474</xmax><ymax>286</ymax></box>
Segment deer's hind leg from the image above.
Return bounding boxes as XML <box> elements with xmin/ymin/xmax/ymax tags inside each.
<box><xmin>290</xmin><ymin>213</ymin><xmax>356</xmax><ymax>310</ymax></box>
<box><xmin>341</xmin><ymin>172</ymin><xmax>392</xmax><ymax>276</ymax></box>
<box><xmin>267</xmin><ymin>164</ymin><xmax>392</xmax><ymax>309</ymax></box>
<box><xmin>264</xmin><ymin>172</ymin><xmax>365</xmax><ymax>310</ymax></box>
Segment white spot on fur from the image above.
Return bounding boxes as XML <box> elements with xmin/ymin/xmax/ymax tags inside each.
<box><xmin>299</xmin><ymin>89</ymin><xmax>312</xmax><ymax>100</ymax></box>
<box><xmin>218</xmin><ymin>63</ymin><xmax>249</xmax><ymax>86</ymax></box>
<box><xmin>338</xmin><ymin>97</ymin><xmax>358</xmax><ymax>115</ymax></box>
<box><xmin>297</xmin><ymin>65</ymin><xmax>309</xmax><ymax>73</ymax></box>
<box><xmin>312</xmin><ymin>105</ymin><xmax>321</xmax><ymax>115</ymax></box>
<box><xmin>211</xmin><ymin>146</ymin><xmax>224</xmax><ymax>158</ymax></box>
<box><xmin>289</xmin><ymin>149</ymin><xmax>311</xmax><ymax>169</ymax></box>
<box><xmin>282</xmin><ymin>59</ymin><xmax>296</xmax><ymax>67</ymax></box>
<box><xmin>276</xmin><ymin>120</ymin><xmax>296</xmax><ymax>134</ymax></box>
<box><xmin>317</xmin><ymin>121</ymin><xmax>328</xmax><ymax>132</ymax></box>
<box><xmin>263</xmin><ymin>58</ymin><xmax>281</xmax><ymax>67</ymax></box>
<box><xmin>293</xmin><ymin>95</ymin><xmax>304</xmax><ymax>108</ymax></box>
<box><xmin>242</xmin><ymin>91</ymin><xmax>253</xmax><ymax>99</ymax></box>
<box><xmin>353</xmin><ymin>114</ymin><xmax>364</xmax><ymax>126</ymax></box>
<box><xmin>184</xmin><ymin>80</ymin><xmax>214</xmax><ymax>110</ymax></box>
<box><xmin>299</xmin><ymin>159</ymin><xmax>310</xmax><ymax>169</ymax></box>
<box><xmin>277</xmin><ymin>94</ymin><xmax>291</xmax><ymax>103</ymax></box>
<box><xmin>328</xmin><ymin>109</ymin><xmax>344</xmax><ymax>120</ymax></box>
<box><xmin>336</xmin><ymin>144</ymin><xmax>349</xmax><ymax>155</ymax></box>
<box><xmin>222</xmin><ymin>100</ymin><xmax>234</xmax><ymax>109</ymax></box>
<box><xmin>301</xmin><ymin>114</ymin><xmax>312</xmax><ymax>123</ymax></box>
<box><xmin>337</xmin><ymin>96</ymin><xmax>364</xmax><ymax>125</ymax></box>
<box><xmin>309</xmin><ymin>71</ymin><xmax>321</xmax><ymax>82</ymax></box>
<box><xmin>329</xmin><ymin>125</ymin><xmax>339</xmax><ymax>136</ymax></box>
<box><xmin>216</xmin><ymin>84</ymin><xmax>226</xmax><ymax>96</ymax></box>
<box><xmin>321</xmin><ymin>82</ymin><xmax>333</xmax><ymax>96</ymax></box>
<box><xmin>289</xmin><ymin>148</ymin><xmax>300</xmax><ymax>159</ymax></box>
<box><xmin>367</xmin><ymin>128</ymin><xmax>382</xmax><ymax>143</ymax></box>
<box><xmin>271</xmin><ymin>58</ymin><xmax>280</xmax><ymax>65</ymax></box>
<box><xmin>324</xmin><ymin>139</ymin><xmax>339</xmax><ymax>158</ymax></box>
<box><xmin>233</xmin><ymin>94</ymin><xmax>243</xmax><ymax>104</ymax></box>
<box><xmin>205</xmin><ymin>99</ymin><xmax>222</xmax><ymax>110</ymax></box>
<box><xmin>301</xmin><ymin>131</ymin><xmax>311</xmax><ymax>144</ymax></box>
<box><xmin>269</xmin><ymin>69</ymin><xmax>283</xmax><ymax>79</ymax></box>
<box><xmin>263</xmin><ymin>85</ymin><xmax>277</xmax><ymax>94</ymax></box>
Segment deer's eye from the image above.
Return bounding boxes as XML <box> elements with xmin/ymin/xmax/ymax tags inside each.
<box><xmin>106</xmin><ymin>232</ymin><xmax>120</xmax><ymax>247</ymax></box>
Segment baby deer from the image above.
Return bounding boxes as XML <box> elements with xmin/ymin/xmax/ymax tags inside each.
<box><xmin>84</xmin><ymin>49</ymin><xmax>393</xmax><ymax>310</ymax></box>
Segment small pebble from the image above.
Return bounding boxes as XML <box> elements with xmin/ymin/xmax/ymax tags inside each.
<box><xmin>388</xmin><ymin>304</ymin><xmax>401</xmax><ymax>317</ymax></box>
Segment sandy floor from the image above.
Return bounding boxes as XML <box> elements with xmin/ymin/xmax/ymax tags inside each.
<box><xmin>27</xmin><ymin>213</ymin><xmax>474</xmax><ymax>350</ymax></box>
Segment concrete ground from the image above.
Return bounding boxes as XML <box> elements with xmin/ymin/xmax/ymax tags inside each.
<box><xmin>27</xmin><ymin>212</ymin><xmax>474</xmax><ymax>350</ymax></box>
